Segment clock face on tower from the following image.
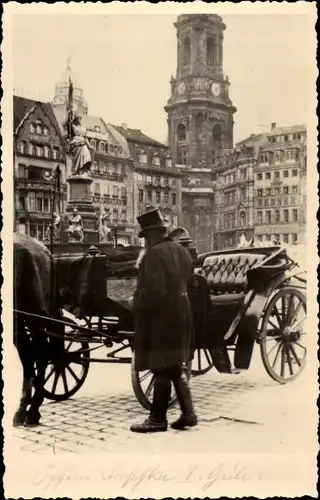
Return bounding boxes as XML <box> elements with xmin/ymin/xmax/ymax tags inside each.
<box><xmin>211</xmin><ymin>82</ymin><xmax>221</xmax><ymax>97</ymax></box>
<box><xmin>177</xmin><ymin>82</ymin><xmax>186</xmax><ymax>96</ymax></box>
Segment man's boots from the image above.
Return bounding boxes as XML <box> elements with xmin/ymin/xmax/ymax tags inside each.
<box><xmin>130</xmin><ymin>374</ymin><xmax>171</xmax><ymax>433</ymax></box>
<box><xmin>171</xmin><ymin>371</ymin><xmax>198</xmax><ymax>430</ymax></box>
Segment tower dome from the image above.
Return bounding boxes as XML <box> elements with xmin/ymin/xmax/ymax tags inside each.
<box><xmin>52</xmin><ymin>58</ymin><xmax>88</xmax><ymax>114</ymax></box>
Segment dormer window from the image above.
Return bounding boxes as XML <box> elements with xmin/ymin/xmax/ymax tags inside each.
<box><xmin>139</xmin><ymin>151</ymin><xmax>147</xmax><ymax>164</ymax></box>
<box><xmin>152</xmin><ymin>154</ymin><xmax>160</xmax><ymax>167</ymax></box>
<box><xmin>29</xmin><ymin>124</ymin><xmax>35</xmax><ymax>134</ymax></box>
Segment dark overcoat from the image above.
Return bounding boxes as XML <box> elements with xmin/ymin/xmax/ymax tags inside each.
<box><xmin>133</xmin><ymin>236</ymin><xmax>195</xmax><ymax>372</ymax></box>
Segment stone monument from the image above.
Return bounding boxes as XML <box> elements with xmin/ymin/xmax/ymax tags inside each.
<box><xmin>63</xmin><ymin>102</ymin><xmax>98</xmax><ymax>244</ymax></box>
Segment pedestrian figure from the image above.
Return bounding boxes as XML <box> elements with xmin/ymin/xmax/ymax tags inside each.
<box><xmin>130</xmin><ymin>208</ymin><xmax>198</xmax><ymax>433</ymax></box>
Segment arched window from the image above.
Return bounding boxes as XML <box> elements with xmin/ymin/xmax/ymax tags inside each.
<box><xmin>182</xmin><ymin>37</ymin><xmax>191</xmax><ymax>66</ymax></box>
<box><xmin>28</xmin><ymin>143</ymin><xmax>35</xmax><ymax>156</ymax></box>
<box><xmin>212</xmin><ymin>124</ymin><xmax>222</xmax><ymax>147</ymax></box>
<box><xmin>99</xmin><ymin>142</ymin><xmax>105</xmax><ymax>152</ymax></box>
<box><xmin>36</xmin><ymin>124</ymin><xmax>42</xmax><ymax>135</ymax></box>
<box><xmin>177</xmin><ymin>123</ymin><xmax>186</xmax><ymax>141</ymax></box>
<box><xmin>207</xmin><ymin>37</ymin><xmax>215</xmax><ymax>66</ymax></box>
<box><xmin>90</xmin><ymin>139</ymin><xmax>96</xmax><ymax>149</ymax></box>
<box><xmin>29</xmin><ymin>124</ymin><xmax>35</xmax><ymax>134</ymax></box>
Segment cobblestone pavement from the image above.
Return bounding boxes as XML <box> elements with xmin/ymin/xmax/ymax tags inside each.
<box><xmin>8</xmin><ymin>345</ymin><xmax>316</xmax><ymax>456</ymax></box>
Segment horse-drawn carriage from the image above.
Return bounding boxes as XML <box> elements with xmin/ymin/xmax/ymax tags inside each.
<box><xmin>14</xmin><ymin>231</ymin><xmax>307</xmax><ymax>419</ymax></box>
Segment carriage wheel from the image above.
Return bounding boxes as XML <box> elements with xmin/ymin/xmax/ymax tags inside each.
<box><xmin>131</xmin><ymin>352</ymin><xmax>192</xmax><ymax>411</ymax></box>
<box><xmin>191</xmin><ymin>348</ymin><xmax>215</xmax><ymax>376</ymax></box>
<box><xmin>42</xmin><ymin>321</ymin><xmax>90</xmax><ymax>401</ymax></box>
<box><xmin>260</xmin><ymin>287</ymin><xmax>307</xmax><ymax>384</ymax></box>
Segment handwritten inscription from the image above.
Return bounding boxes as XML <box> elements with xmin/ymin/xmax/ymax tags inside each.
<box><xmin>32</xmin><ymin>462</ymin><xmax>260</xmax><ymax>493</ymax></box>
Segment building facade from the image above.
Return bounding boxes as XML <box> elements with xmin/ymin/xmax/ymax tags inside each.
<box><xmin>253</xmin><ymin>123</ymin><xmax>307</xmax><ymax>245</ymax></box>
<box><xmin>112</xmin><ymin>124</ymin><xmax>183</xmax><ymax>235</ymax></box>
<box><xmin>14</xmin><ymin>96</ymin><xmax>67</xmax><ymax>240</ymax></box>
<box><xmin>215</xmin><ymin>133</ymin><xmax>268</xmax><ymax>248</ymax></box>
<box><xmin>165</xmin><ymin>14</ymin><xmax>236</xmax><ymax>253</ymax></box>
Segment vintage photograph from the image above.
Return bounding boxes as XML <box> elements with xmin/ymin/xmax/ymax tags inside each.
<box><xmin>2</xmin><ymin>2</ymin><xmax>318</xmax><ymax>498</ymax></box>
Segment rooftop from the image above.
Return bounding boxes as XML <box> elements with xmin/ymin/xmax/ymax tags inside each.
<box><xmin>111</xmin><ymin>124</ymin><xmax>167</xmax><ymax>148</ymax></box>
<box><xmin>13</xmin><ymin>95</ymin><xmax>62</xmax><ymax>137</ymax></box>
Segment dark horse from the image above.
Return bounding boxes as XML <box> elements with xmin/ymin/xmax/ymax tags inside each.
<box><xmin>13</xmin><ymin>232</ymin><xmax>63</xmax><ymax>427</ymax></box>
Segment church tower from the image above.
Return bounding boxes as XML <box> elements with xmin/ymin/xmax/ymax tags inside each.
<box><xmin>52</xmin><ymin>58</ymin><xmax>88</xmax><ymax>115</ymax></box>
<box><xmin>165</xmin><ymin>14</ymin><xmax>236</xmax><ymax>253</ymax></box>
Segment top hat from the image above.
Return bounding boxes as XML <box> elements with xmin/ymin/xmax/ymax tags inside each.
<box><xmin>137</xmin><ymin>208</ymin><xmax>168</xmax><ymax>238</ymax></box>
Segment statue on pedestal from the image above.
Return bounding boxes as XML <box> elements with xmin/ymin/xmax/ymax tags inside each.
<box><xmin>68</xmin><ymin>114</ymin><xmax>94</xmax><ymax>176</ymax></box>
<box><xmin>99</xmin><ymin>207</ymin><xmax>111</xmax><ymax>242</ymax></box>
<box><xmin>45</xmin><ymin>212</ymin><xmax>61</xmax><ymax>243</ymax></box>
<box><xmin>68</xmin><ymin>208</ymin><xmax>84</xmax><ymax>242</ymax></box>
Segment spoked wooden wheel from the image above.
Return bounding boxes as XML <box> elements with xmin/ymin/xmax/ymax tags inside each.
<box><xmin>191</xmin><ymin>348</ymin><xmax>215</xmax><ymax>376</ymax></box>
<box><xmin>42</xmin><ymin>320</ymin><xmax>90</xmax><ymax>401</ymax></box>
<box><xmin>260</xmin><ymin>287</ymin><xmax>307</xmax><ymax>384</ymax></box>
<box><xmin>131</xmin><ymin>352</ymin><xmax>192</xmax><ymax>411</ymax></box>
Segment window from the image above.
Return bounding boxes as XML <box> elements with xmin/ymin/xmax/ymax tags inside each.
<box><xmin>19</xmin><ymin>196</ymin><xmax>26</xmax><ymax>210</ymax></box>
<box><xmin>283</xmin><ymin>186</ymin><xmax>289</xmax><ymax>194</ymax></box>
<box><xmin>257</xmin><ymin>199</ymin><xmax>263</xmax><ymax>208</ymax></box>
<box><xmin>155</xmin><ymin>176</ymin><xmax>161</xmax><ymax>185</ymax></box>
<box><xmin>43</xmin><ymin>146</ymin><xmax>49</xmax><ymax>158</ymax></box>
<box><xmin>155</xmin><ymin>191</ymin><xmax>161</xmax><ymax>204</ymax></box>
<box><xmin>283</xmin><ymin>170</ymin><xmax>289</xmax><ymax>178</ymax></box>
<box><xmin>147</xmin><ymin>190</ymin><xmax>152</xmax><ymax>202</ymax></box>
<box><xmin>18</xmin><ymin>141</ymin><xmax>26</xmax><ymax>154</ymax></box>
<box><xmin>283</xmin><ymin>209</ymin><xmax>289</xmax><ymax>222</ymax></box>
<box><xmin>291</xmin><ymin>196</ymin><xmax>296</xmax><ymax>205</ymax></box>
<box><xmin>43</xmin><ymin>197</ymin><xmax>49</xmax><ymax>212</ymax></box>
<box><xmin>266</xmin><ymin>211</ymin><xmax>271</xmax><ymax>224</ymax></box>
<box><xmin>139</xmin><ymin>151</ymin><xmax>147</xmax><ymax>165</ymax></box>
<box><xmin>275</xmin><ymin>210</ymin><xmax>280</xmax><ymax>222</ymax></box>
<box><xmin>36</xmin><ymin>124</ymin><xmax>42</xmax><ymax>134</ymax></box>
<box><xmin>172</xmin><ymin>193</ymin><xmax>177</xmax><ymax>205</ymax></box>
<box><xmin>207</xmin><ymin>37</ymin><xmax>215</xmax><ymax>66</ymax></box>
<box><xmin>166</xmin><ymin>157</ymin><xmax>172</xmax><ymax>168</ymax></box>
<box><xmin>265</xmin><ymin>172</ymin><xmax>271</xmax><ymax>180</ymax></box>
<box><xmin>257</xmin><ymin>211</ymin><xmax>262</xmax><ymax>225</ymax></box>
<box><xmin>18</xmin><ymin>164</ymin><xmax>27</xmax><ymax>179</ymax></box>
<box><xmin>292</xmin><ymin>186</ymin><xmax>298</xmax><ymax>194</ymax></box>
<box><xmin>43</xmin><ymin>127</ymin><xmax>49</xmax><ymax>136</ymax></box>
<box><xmin>36</xmin><ymin>196</ymin><xmax>43</xmax><ymax>212</ymax></box>
<box><xmin>239</xmin><ymin>211</ymin><xmax>246</xmax><ymax>227</ymax></box>
<box><xmin>257</xmin><ymin>173</ymin><xmax>263</xmax><ymax>181</ymax></box>
<box><xmin>264</xmin><ymin>198</ymin><xmax>269</xmax><ymax>207</ymax></box>
<box><xmin>275</xmin><ymin>187</ymin><xmax>281</xmax><ymax>195</ymax></box>
<box><xmin>121</xmin><ymin>186</ymin><xmax>127</xmax><ymax>198</ymax></box>
<box><xmin>270</xmin><ymin>198</ymin><xmax>276</xmax><ymax>206</ymax></box>
<box><xmin>283</xmin><ymin>234</ymin><xmax>289</xmax><ymax>244</ymax></box>
<box><xmin>292</xmin><ymin>209</ymin><xmax>298</xmax><ymax>222</ymax></box>
<box><xmin>36</xmin><ymin>146</ymin><xmax>43</xmax><ymax>157</ymax></box>
<box><xmin>183</xmin><ymin>36</ymin><xmax>191</xmax><ymax>66</ymax></box>
<box><xmin>283</xmin><ymin>197</ymin><xmax>288</xmax><ymax>205</ymax></box>
<box><xmin>177</xmin><ymin>124</ymin><xmax>186</xmax><ymax>141</ymax></box>
<box><xmin>164</xmin><ymin>192</ymin><xmax>169</xmax><ymax>203</ymax></box>
<box><xmin>292</xmin><ymin>233</ymin><xmax>298</xmax><ymax>244</ymax></box>
<box><xmin>138</xmin><ymin>189</ymin><xmax>144</xmax><ymax>203</ymax></box>
<box><xmin>113</xmin><ymin>185</ymin><xmax>118</xmax><ymax>197</ymax></box>
<box><xmin>29</xmin><ymin>124</ymin><xmax>35</xmax><ymax>133</ymax></box>
<box><xmin>99</xmin><ymin>142</ymin><xmax>105</xmax><ymax>152</ymax></box>
<box><xmin>28</xmin><ymin>143</ymin><xmax>35</xmax><ymax>156</ymax></box>
<box><xmin>274</xmin><ymin>171</ymin><xmax>280</xmax><ymax>179</ymax></box>
<box><xmin>292</xmin><ymin>169</ymin><xmax>298</xmax><ymax>177</ymax></box>
<box><xmin>146</xmin><ymin>175</ymin><xmax>152</xmax><ymax>183</ymax></box>
<box><xmin>52</xmin><ymin>148</ymin><xmax>59</xmax><ymax>160</ymax></box>
<box><xmin>152</xmin><ymin>155</ymin><xmax>160</xmax><ymax>167</ymax></box>
<box><xmin>239</xmin><ymin>169</ymin><xmax>247</xmax><ymax>181</ymax></box>
<box><xmin>266</xmin><ymin>188</ymin><xmax>271</xmax><ymax>196</ymax></box>
<box><xmin>257</xmin><ymin>189</ymin><xmax>263</xmax><ymax>197</ymax></box>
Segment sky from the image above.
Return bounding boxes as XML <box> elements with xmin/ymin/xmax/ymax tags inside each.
<box><xmin>12</xmin><ymin>12</ymin><xmax>314</xmax><ymax>144</ymax></box>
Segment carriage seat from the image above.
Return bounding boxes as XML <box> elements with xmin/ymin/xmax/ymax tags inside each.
<box><xmin>196</xmin><ymin>252</ymin><xmax>266</xmax><ymax>305</ymax></box>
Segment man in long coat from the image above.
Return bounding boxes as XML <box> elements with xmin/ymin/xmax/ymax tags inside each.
<box><xmin>130</xmin><ymin>208</ymin><xmax>198</xmax><ymax>433</ymax></box>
